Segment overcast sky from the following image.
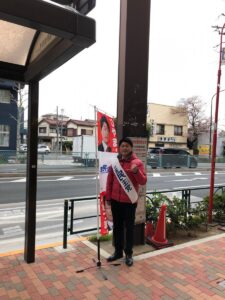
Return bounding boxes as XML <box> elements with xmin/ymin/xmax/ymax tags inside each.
<box><xmin>39</xmin><ymin>0</ymin><xmax>225</xmax><ymax>126</ymax></box>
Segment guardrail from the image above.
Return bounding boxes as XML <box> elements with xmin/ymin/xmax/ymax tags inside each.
<box><xmin>63</xmin><ymin>184</ymin><xmax>225</xmax><ymax>248</ymax></box>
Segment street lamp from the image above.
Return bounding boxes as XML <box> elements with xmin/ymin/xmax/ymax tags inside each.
<box><xmin>209</xmin><ymin>89</ymin><xmax>225</xmax><ymax>160</ymax></box>
<box><xmin>208</xmin><ymin>22</ymin><xmax>225</xmax><ymax>223</ymax></box>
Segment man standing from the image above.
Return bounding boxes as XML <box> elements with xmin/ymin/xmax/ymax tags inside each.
<box><xmin>105</xmin><ymin>137</ymin><xmax>147</xmax><ymax>266</ymax></box>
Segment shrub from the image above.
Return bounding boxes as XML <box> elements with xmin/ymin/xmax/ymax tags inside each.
<box><xmin>146</xmin><ymin>193</ymin><xmax>204</xmax><ymax>234</ymax></box>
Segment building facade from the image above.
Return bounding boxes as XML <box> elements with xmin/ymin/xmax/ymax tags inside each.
<box><xmin>0</xmin><ymin>80</ymin><xmax>18</xmax><ymax>151</ymax></box>
<box><xmin>147</xmin><ymin>103</ymin><xmax>188</xmax><ymax>149</ymax></box>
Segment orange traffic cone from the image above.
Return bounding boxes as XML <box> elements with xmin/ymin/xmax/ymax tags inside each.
<box><xmin>146</xmin><ymin>204</ymin><xmax>174</xmax><ymax>249</ymax></box>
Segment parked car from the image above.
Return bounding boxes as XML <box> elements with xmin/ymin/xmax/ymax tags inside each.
<box><xmin>38</xmin><ymin>144</ymin><xmax>50</xmax><ymax>154</ymax></box>
<box><xmin>147</xmin><ymin>147</ymin><xmax>198</xmax><ymax>169</ymax></box>
<box><xmin>19</xmin><ymin>144</ymin><xmax>27</xmax><ymax>152</ymax></box>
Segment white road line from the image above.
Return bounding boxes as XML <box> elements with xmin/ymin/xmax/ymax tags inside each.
<box><xmin>175</xmin><ymin>173</ymin><xmax>182</xmax><ymax>176</ymax></box>
<box><xmin>169</xmin><ymin>177</ymin><xmax>208</xmax><ymax>182</ymax></box>
<box><xmin>194</xmin><ymin>172</ymin><xmax>202</xmax><ymax>175</ymax></box>
<box><xmin>172</xmin><ymin>184</ymin><xmax>210</xmax><ymax>189</ymax></box>
<box><xmin>56</xmin><ymin>176</ymin><xmax>74</xmax><ymax>181</ymax></box>
<box><xmin>10</xmin><ymin>178</ymin><xmax>26</xmax><ymax>183</ymax></box>
<box><xmin>153</xmin><ymin>173</ymin><xmax>161</xmax><ymax>177</ymax></box>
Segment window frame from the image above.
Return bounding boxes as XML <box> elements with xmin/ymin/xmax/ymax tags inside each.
<box><xmin>174</xmin><ymin>125</ymin><xmax>183</xmax><ymax>136</ymax></box>
<box><xmin>156</xmin><ymin>124</ymin><xmax>165</xmax><ymax>135</ymax></box>
<box><xmin>0</xmin><ymin>89</ymin><xmax>11</xmax><ymax>104</ymax></box>
<box><xmin>0</xmin><ymin>124</ymin><xmax>10</xmax><ymax>147</ymax></box>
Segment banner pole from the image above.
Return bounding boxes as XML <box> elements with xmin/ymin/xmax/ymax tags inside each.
<box><xmin>94</xmin><ymin>106</ymin><xmax>101</xmax><ymax>265</ymax></box>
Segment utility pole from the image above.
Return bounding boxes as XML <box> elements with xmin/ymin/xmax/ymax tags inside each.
<box><xmin>208</xmin><ymin>22</ymin><xmax>225</xmax><ymax>223</ymax></box>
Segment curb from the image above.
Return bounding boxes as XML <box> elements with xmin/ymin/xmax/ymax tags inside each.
<box><xmin>0</xmin><ymin>236</ymin><xmax>88</xmax><ymax>257</ymax></box>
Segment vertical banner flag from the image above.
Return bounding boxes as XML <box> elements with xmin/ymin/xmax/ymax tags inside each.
<box><xmin>97</xmin><ymin>111</ymin><xmax>118</xmax><ymax>235</ymax></box>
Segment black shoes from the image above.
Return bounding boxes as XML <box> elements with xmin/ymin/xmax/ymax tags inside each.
<box><xmin>107</xmin><ymin>252</ymin><xmax>123</xmax><ymax>262</ymax></box>
<box><xmin>107</xmin><ymin>252</ymin><xmax>133</xmax><ymax>266</ymax></box>
<box><xmin>125</xmin><ymin>255</ymin><xmax>133</xmax><ymax>267</ymax></box>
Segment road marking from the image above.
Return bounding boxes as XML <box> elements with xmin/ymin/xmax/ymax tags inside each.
<box><xmin>153</xmin><ymin>173</ymin><xmax>161</xmax><ymax>177</ymax></box>
<box><xmin>56</xmin><ymin>176</ymin><xmax>74</xmax><ymax>181</ymax></box>
<box><xmin>169</xmin><ymin>178</ymin><xmax>208</xmax><ymax>182</ymax></box>
<box><xmin>1</xmin><ymin>226</ymin><xmax>24</xmax><ymax>238</ymax></box>
<box><xmin>10</xmin><ymin>178</ymin><xmax>26</xmax><ymax>183</ymax></box>
<box><xmin>172</xmin><ymin>184</ymin><xmax>210</xmax><ymax>189</ymax></box>
<box><xmin>195</xmin><ymin>172</ymin><xmax>202</xmax><ymax>175</ymax></box>
<box><xmin>175</xmin><ymin>173</ymin><xmax>182</xmax><ymax>176</ymax></box>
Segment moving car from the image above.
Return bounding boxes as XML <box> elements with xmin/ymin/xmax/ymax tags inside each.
<box><xmin>38</xmin><ymin>144</ymin><xmax>51</xmax><ymax>154</ymax></box>
<box><xmin>147</xmin><ymin>147</ymin><xmax>198</xmax><ymax>169</ymax></box>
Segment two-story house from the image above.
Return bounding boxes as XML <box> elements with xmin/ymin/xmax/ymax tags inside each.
<box><xmin>38</xmin><ymin>114</ymin><xmax>96</xmax><ymax>150</ymax></box>
<box><xmin>66</xmin><ymin>119</ymin><xmax>96</xmax><ymax>139</ymax></box>
<box><xmin>147</xmin><ymin>103</ymin><xmax>188</xmax><ymax>149</ymax></box>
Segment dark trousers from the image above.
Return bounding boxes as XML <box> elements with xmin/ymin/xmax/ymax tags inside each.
<box><xmin>111</xmin><ymin>200</ymin><xmax>137</xmax><ymax>256</ymax></box>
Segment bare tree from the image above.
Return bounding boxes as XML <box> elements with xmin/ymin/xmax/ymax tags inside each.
<box><xmin>172</xmin><ymin>96</ymin><xmax>210</xmax><ymax>153</ymax></box>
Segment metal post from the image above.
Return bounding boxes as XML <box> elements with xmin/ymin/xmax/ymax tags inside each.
<box><xmin>56</xmin><ymin>106</ymin><xmax>59</xmax><ymax>152</ymax></box>
<box><xmin>70</xmin><ymin>200</ymin><xmax>74</xmax><ymax>234</ymax></box>
<box><xmin>60</xmin><ymin>108</ymin><xmax>64</xmax><ymax>154</ymax></box>
<box><xmin>209</xmin><ymin>90</ymin><xmax>225</xmax><ymax>160</ymax></box>
<box><xmin>24</xmin><ymin>81</ymin><xmax>39</xmax><ymax>263</ymax></box>
<box><xmin>63</xmin><ymin>200</ymin><xmax>68</xmax><ymax>249</ymax></box>
<box><xmin>209</xmin><ymin>23</ymin><xmax>225</xmax><ymax>223</ymax></box>
<box><xmin>117</xmin><ymin>0</ymin><xmax>151</xmax><ymax>244</ymax></box>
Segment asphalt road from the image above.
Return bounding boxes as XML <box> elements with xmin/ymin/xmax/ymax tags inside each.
<box><xmin>1</xmin><ymin>170</ymin><xmax>225</xmax><ymax>204</ymax></box>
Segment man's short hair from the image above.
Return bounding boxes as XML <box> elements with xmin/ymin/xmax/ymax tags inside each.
<box><xmin>119</xmin><ymin>137</ymin><xmax>133</xmax><ymax>147</ymax></box>
<box><xmin>100</xmin><ymin>115</ymin><xmax>110</xmax><ymax>130</ymax></box>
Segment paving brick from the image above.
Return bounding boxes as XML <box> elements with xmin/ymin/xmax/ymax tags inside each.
<box><xmin>2</xmin><ymin>238</ymin><xmax>225</xmax><ymax>299</ymax></box>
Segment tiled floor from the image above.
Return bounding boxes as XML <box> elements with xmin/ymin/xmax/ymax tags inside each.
<box><xmin>1</xmin><ymin>235</ymin><xmax>225</xmax><ymax>299</ymax></box>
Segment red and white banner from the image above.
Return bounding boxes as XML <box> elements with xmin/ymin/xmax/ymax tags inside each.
<box><xmin>97</xmin><ymin>111</ymin><xmax>118</xmax><ymax>235</ymax></box>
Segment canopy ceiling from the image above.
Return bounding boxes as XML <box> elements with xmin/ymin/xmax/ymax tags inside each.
<box><xmin>0</xmin><ymin>0</ymin><xmax>95</xmax><ymax>83</ymax></box>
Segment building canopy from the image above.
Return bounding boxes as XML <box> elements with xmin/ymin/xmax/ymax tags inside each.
<box><xmin>0</xmin><ymin>0</ymin><xmax>95</xmax><ymax>83</ymax></box>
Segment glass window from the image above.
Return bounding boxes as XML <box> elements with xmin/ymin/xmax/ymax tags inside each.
<box><xmin>0</xmin><ymin>90</ymin><xmax>11</xmax><ymax>104</ymax></box>
<box><xmin>81</xmin><ymin>129</ymin><xmax>86</xmax><ymax>135</ymax></box>
<box><xmin>67</xmin><ymin>128</ymin><xmax>77</xmax><ymax>137</ymax></box>
<box><xmin>50</xmin><ymin>127</ymin><xmax>56</xmax><ymax>133</ymax></box>
<box><xmin>39</xmin><ymin>127</ymin><xmax>46</xmax><ymax>134</ymax></box>
<box><xmin>86</xmin><ymin>129</ymin><xmax>93</xmax><ymax>135</ymax></box>
<box><xmin>0</xmin><ymin>125</ymin><xmax>10</xmax><ymax>146</ymax></box>
<box><xmin>156</xmin><ymin>124</ymin><xmax>165</xmax><ymax>135</ymax></box>
<box><xmin>174</xmin><ymin>126</ymin><xmax>183</xmax><ymax>136</ymax></box>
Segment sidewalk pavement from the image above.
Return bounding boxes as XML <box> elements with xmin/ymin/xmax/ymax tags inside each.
<box><xmin>1</xmin><ymin>234</ymin><xmax>225</xmax><ymax>299</ymax></box>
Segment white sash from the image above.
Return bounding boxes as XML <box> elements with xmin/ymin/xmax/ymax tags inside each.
<box><xmin>112</xmin><ymin>159</ymin><xmax>138</xmax><ymax>203</ymax></box>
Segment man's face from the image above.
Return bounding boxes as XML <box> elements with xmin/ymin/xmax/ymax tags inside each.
<box><xmin>119</xmin><ymin>142</ymin><xmax>132</xmax><ymax>157</ymax></box>
<box><xmin>101</xmin><ymin>122</ymin><xmax>109</xmax><ymax>143</ymax></box>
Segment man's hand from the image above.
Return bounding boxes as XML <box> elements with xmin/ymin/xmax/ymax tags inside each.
<box><xmin>130</xmin><ymin>164</ymin><xmax>138</xmax><ymax>174</ymax></box>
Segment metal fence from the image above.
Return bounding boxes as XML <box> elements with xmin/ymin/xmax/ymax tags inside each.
<box><xmin>0</xmin><ymin>150</ymin><xmax>73</xmax><ymax>164</ymax></box>
<box><xmin>63</xmin><ymin>184</ymin><xmax>225</xmax><ymax>248</ymax></box>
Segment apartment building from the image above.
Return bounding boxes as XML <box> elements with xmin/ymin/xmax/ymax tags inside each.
<box><xmin>147</xmin><ymin>103</ymin><xmax>188</xmax><ymax>149</ymax></box>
